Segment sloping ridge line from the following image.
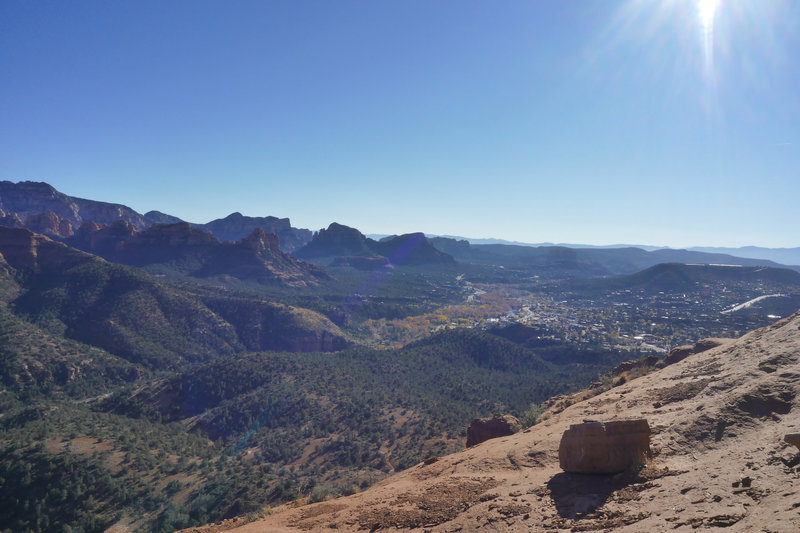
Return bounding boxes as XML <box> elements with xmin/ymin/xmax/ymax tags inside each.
<box><xmin>188</xmin><ymin>310</ymin><xmax>800</xmax><ymax>532</ymax></box>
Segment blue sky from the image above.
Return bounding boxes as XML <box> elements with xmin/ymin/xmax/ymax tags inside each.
<box><xmin>1</xmin><ymin>1</ymin><xmax>798</xmax><ymax>247</ymax></box>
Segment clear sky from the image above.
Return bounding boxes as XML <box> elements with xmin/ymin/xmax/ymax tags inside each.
<box><xmin>1</xmin><ymin>1</ymin><xmax>798</xmax><ymax>248</ymax></box>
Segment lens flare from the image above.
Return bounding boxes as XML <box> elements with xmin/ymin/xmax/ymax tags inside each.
<box><xmin>699</xmin><ymin>0</ymin><xmax>718</xmax><ymax>30</ymax></box>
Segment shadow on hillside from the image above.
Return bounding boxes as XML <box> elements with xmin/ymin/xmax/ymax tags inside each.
<box><xmin>546</xmin><ymin>471</ymin><xmax>634</xmax><ymax>518</ymax></box>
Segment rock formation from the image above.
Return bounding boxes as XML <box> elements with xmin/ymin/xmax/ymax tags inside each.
<box><xmin>0</xmin><ymin>180</ymin><xmax>148</xmax><ymax>229</ymax></box>
<box><xmin>466</xmin><ymin>414</ymin><xmax>522</xmax><ymax>447</ymax></box>
<box><xmin>0</xmin><ymin>210</ymin><xmax>24</xmax><ymax>229</ymax></box>
<box><xmin>662</xmin><ymin>337</ymin><xmax>730</xmax><ymax>366</ymax></box>
<box><xmin>612</xmin><ymin>355</ymin><xmax>659</xmax><ymax>375</ymax></box>
<box><xmin>197</xmin><ymin>212</ymin><xmax>312</xmax><ymax>252</ymax></box>
<box><xmin>23</xmin><ymin>211</ymin><xmax>74</xmax><ymax>237</ymax></box>
<box><xmin>785</xmin><ymin>433</ymin><xmax>800</xmax><ymax>451</ymax></box>
<box><xmin>558</xmin><ymin>419</ymin><xmax>651</xmax><ymax>474</ymax></box>
<box><xmin>295</xmin><ymin>223</ymin><xmax>455</xmax><ymax>266</ymax></box>
<box><xmin>65</xmin><ymin>222</ymin><xmax>327</xmax><ymax>287</ymax></box>
<box><xmin>196</xmin><ymin>228</ymin><xmax>330</xmax><ymax>286</ymax></box>
<box><xmin>371</xmin><ymin>232</ymin><xmax>456</xmax><ymax>266</ymax></box>
<box><xmin>295</xmin><ymin>222</ymin><xmax>377</xmax><ymax>259</ymax></box>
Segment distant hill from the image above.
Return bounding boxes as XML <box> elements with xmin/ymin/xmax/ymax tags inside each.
<box><xmin>296</xmin><ymin>223</ymin><xmax>455</xmax><ymax>267</ymax></box>
<box><xmin>688</xmin><ymin>245</ymin><xmax>800</xmax><ymax>267</ymax></box>
<box><xmin>295</xmin><ymin>222</ymin><xmax>375</xmax><ymax>259</ymax></box>
<box><xmin>592</xmin><ymin>262</ymin><xmax>800</xmax><ymax>292</ymax></box>
<box><xmin>429</xmin><ymin>235</ymin><xmax>800</xmax><ymax>265</ymax></box>
<box><xmin>143</xmin><ymin>210</ymin><xmax>183</xmax><ymax>225</ymax></box>
<box><xmin>372</xmin><ymin>232</ymin><xmax>455</xmax><ymax>266</ymax></box>
<box><xmin>429</xmin><ymin>234</ymin><xmax>664</xmax><ymax>250</ymax></box>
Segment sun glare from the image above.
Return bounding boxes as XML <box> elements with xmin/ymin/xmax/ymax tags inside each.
<box><xmin>698</xmin><ymin>0</ymin><xmax>718</xmax><ymax>30</ymax></box>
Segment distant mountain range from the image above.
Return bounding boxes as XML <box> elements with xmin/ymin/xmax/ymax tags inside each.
<box><xmin>425</xmin><ymin>234</ymin><xmax>665</xmax><ymax>251</ymax></box>
<box><xmin>429</xmin><ymin>237</ymin><xmax>800</xmax><ymax>277</ymax></box>
<box><xmin>66</xmin><ymin>221</ymin><xmax>328</xmax><ymax>287</ymax></box>
<box><xmin>0</xmin><ymin>180</ymin><xmax>311</xmax><ymax>251</ymax></box>
<box><xmin>686</xmin><ymin>245</ymin><xmax>800</xmax><ymax>267</ymax></box>
<box><xmin>426</xmin><ymin>234</ymin><xmax>800</xmax><ymax>266</ymax></box>
<box><xmin>1</xmin><ymin>180</ymin><xmax>799</xmax><ymax>278</ymax></box>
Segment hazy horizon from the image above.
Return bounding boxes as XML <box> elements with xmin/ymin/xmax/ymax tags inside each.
<box><xmin>2</xmin><ymin>1</ymin><xmax>798</xmax><ymax>248</ymax></box>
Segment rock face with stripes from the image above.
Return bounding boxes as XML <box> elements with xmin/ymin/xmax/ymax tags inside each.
<box><xmin>558</xmin><ymin>419</ymin><xmax>651</xmax><ymax>474</ymax></box>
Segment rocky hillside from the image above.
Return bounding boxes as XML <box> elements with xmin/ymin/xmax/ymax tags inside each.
<box><xmin>0</xmin><ymin>181</ymin><xmax>314</xmax><ymax>253</ymax></box>
<box><xmin>211</xmin><ymin>310</ymin><xmax>800</xmax><ymax>532</ymax></box>
<box><xmin>0</xmin><ymin>226</ymin><xmax>347</xmax><ymax>369</ymax></box>
<box><xmin>67</xmin><ymin>222</ymin><xmax>329</xmax><ymax>287</ymax></box>
<box><xmin>0</xmin><ymin>180</ymin><xmax>150</xmax><ymax>235</ymax></box>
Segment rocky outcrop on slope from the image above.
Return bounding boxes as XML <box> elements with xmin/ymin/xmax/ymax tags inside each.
<box><xmin>612</xmin><ymin>355</ymin><xmax>659</xmax><ymax>375</ymax></box>
<box><xmin>0</xmin><ymin>210</ymin><xmax>24</xmax><ymax>229</ymax></box>
<box><xmin>662</xmin><ymin>337</ymin><xmax>731</xmax><ymax>366</ymax></box>
<box><xmin>23</xmin><ymin>211</ymin><xmax>74</xmax><ymax>237</ymax></box>
<box><xmin>195</xmin><ymin>228</ymin><xmax>329</xmax><ymax>286</ymax></box>
<box><xmin>558</xmin><ymin>419</ymin><xmax>651</xmax><ymax>474</ymax></box>
<box><xmin>466</xmin><ymin>414</ymin><xmax>522</xmax><ymax>447</ymax></box>
<box><xmin>69</xmin><ymin>220</ymin><xmax>138</xmax><ymax>259</ymax></box>
<box><xmin>113</xmin><ymin>222</ymin><xmax>220</xmax><ymax>265</ymax></box>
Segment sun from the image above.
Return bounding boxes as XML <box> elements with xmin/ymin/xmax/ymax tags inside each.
<box><xmin>698</xmin><ymin>0</ymin><xmax>718</xmax><ymax>30</ymax></box>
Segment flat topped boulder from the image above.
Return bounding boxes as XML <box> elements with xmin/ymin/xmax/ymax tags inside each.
<box><xmin>559</xmin><ymin>419</ymin><xmax>651</xmax><ymax>474</ymax></box>
<box><xmin>785</xmin><ymin>433</ymin><xmax>800</xmax><ymax>451</ymax></box>
<box><xmin>466</xmin><ymin>414</ymin><xmax>521</xmax><ymax>447</ymax></box>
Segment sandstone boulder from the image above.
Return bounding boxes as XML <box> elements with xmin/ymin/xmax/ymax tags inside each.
<box><xmin>559</xmin><ymin>419</ymin><xmax>651</xmax><ymax>474</ymax></box>
<box><xmin>785</xmin><ymin>433</ymin><xmax>800</xmax><ymax>451</ymax></box>
<box><xmin>466</xmin><ymin>414</ymin><xmax>521</xmax><ymax>447</ymax></box>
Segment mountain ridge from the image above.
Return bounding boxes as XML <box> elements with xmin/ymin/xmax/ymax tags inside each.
<box><xmin>66</xmin><ymin>222</ymin><xmax>329</xmax><ymax>287</ymax></box>
<box><xmin>2</xmin><ymin>180</ymin><xmax>799</xmax><ymax>272</ymax></box>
